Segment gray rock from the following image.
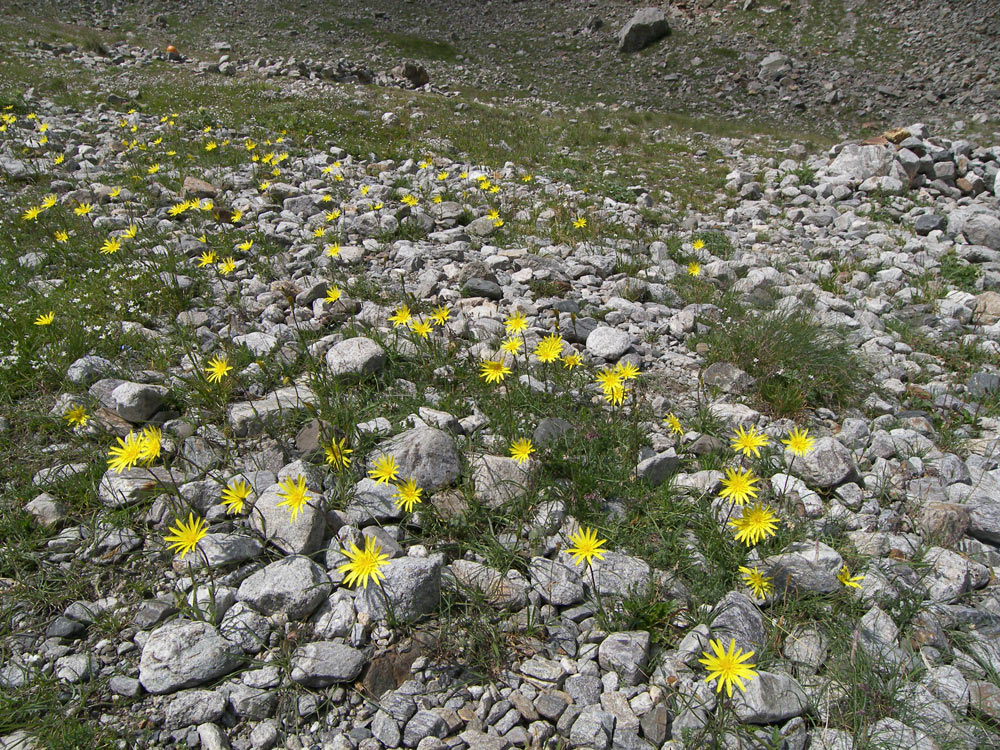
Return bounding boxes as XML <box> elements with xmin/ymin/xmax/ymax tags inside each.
<box><xmin>570</xmin><ymin>550</ymin><xmax>651</xmax><ymax>598</ymax></box>
<box><xmin>133</xmin><ymin>599</ymin><xmax>178</xmax><ymax>630</ymax></box>
<box><xmin>635</xmin><ymin>452</ymin><xmax>679</xmax><ymax>486</ymax></box>
<box><xmin>373</xmin><ymin>427</ymin><xmax>462</xmax><ymax>493</ymax></box>
<box><xmin>566</xmin><ymin>673</ymin><xmax>604</xmax><ymax>706</ymax></box>
<box><xmin>710</xmin><ymin>592</ymin><xmax>767</xmax><ymax>653</ymax></box>
<box><xmin>219</xmin><ymin>602</ymin><xmax>270</xmax><ymax>655</ymax></box>
<box><xmin>586</xmin><ymin>326</ymin><xmax>632</xmax><ymax>360</ymax></box>
<box><xmin>766</xmin><ymin>540</ymin><xmax>844</xmax><ymax>594</ymax></box>
<box><xmin>533</xmin><ymin>417</ymin><xmax>573</xmax><ymax>446</ymax></box>
<box><xmin>828</xmin><ymin>143</ymin><xmax>894</xmax><ymax>180</ymax></box>
<box><xmin>98</xmin><ymin>467</ymin><xmax>175</xmax><ymax>507</ymax></box>
<box><xmin>471</xmin><ymin>454</ymin><xmax>532</xmax><ymax>508</ymax></box>
<box><xmin>109</xmin><ymin>675</ymin><xmax>142</xmax><ymax>697</ymax></box>
<box><xmin>249</xmin><ymin>720</ymin><xmax>279</xmax><ymax>750</ymax></box>
<box><xmin>194</xmin><ymin>534</ymin><xmax>264</xmax><ymax>568</ymax></box>
<box><xmin>794</xmin><ymin>437</ymin><xmax>859</xmax><ymax>488</ymax></box>
<box><xmin>450</xmin><ymin>559</ymin><xmax>528</xmax><ymax>610</ymax></box>
<box><xmin>325</xmin><ymin>337</ymin><xmax>386</xmax><ymax>378</ymax></box>
<box><xmin>702</xmin><ymin>362</ymin><xmax>756</xmax><ymax>394</ymax></box>
<box><xmin>758</xmin><ymin>52</ymin><xmax>791</xmax><ymax>81</ymax></box>
<box><xmin>289</xmin><ymin>641</ymin><xmax>365</xmax><ymax>686</ymax></box>
<box><xmin>226</xmin><ymin>384</ymin><xmax>316</xmax><ymax>437</ymax></box>
<box><xmin>949</xmin><ymin>207</ymin><xmax>1000</xmax><ymax>250</ymax></box>
<box><xmin>599</xmin><ymin>631</ymin><xmax>650</xmax><ymax>686</ymax></box>
<box><xmin>345</xmin><ymin>478</ymin><xmax>404</xmax><ymax>525</ymax></box>
<box><xmin>782</xmin><ymin>625</ymin><xmax>828</xmax><ymax>676</ymax></box>
<box><xmin>110</xmin><ymin>381</ymin><xmax>168</xmax><ymax>422</ymax></box>
<box><xmin>54</xmin><ymin>653</ymin><xmax>97</xmax><ymax>683</ymax></box>
<box><xmin>66</xmin><ymin>355</ymin><xmax>113</xmax><ymax>385</ymax></box>
<box><xmin>461</xmin><ymin>276</ymin><xmax>503</xmax><ymax>299</ymax></box>
<box><xmin>618</xmin><ymin>7</ymin><xmax>669</xmax><ymax>54</ymax></box>
<box><xmin>867</xmin><ymin>718</ymin><xmax>938</xmax><ymax>750</ymax></box>
<box><xmin>570</xmin><ymin>706</ymin><xmax>617</xmax><ymax>750</ymax></box>
<box><xmin>732</xmin><ymin>671</ymin><xmax>808</xmax><ymax>723</ymax></box>
<box><xmin>640</xmin><ymin>703</ymin><xmax>670</xmax><ymax>746</ymax></box>
<box><xmin>24</xmin><ymin>493</ymin><xmax>67</xmax><ymax>526</ymax></box>
<box><xmin>236</xmin><ymin>556</ymin><xmax>331</xmax><ymax>620</ymax></box>
<box><xmin>967</xmin><ymin>499</ymin><xmax>1000</xmax><ymax>544</ymax></box>
<box><xmin>809</xmin><ymin>728</ymin><xmax>855</xmax><ymax>750</ymax></box>
<box><xmin>197</xmin><ymin>723</ymin><xmax>229</xmax><ymax>750</ymax></box>
<box><xmin>528</xmin><ymin>556</ymin><xmax>585</xmax><ymax>606</ymax></box>
<box><xmin>519</xmin><ymin>656</ymin><xmax>568</xmax><ymax>687</ymax></box>
<box><xmin>248</xmin><ymin>481</ymin><xmax>325</xmax><ymax>555</ymax></box>
<box><xmin>165</xmin><ymin>689</ymin><xmax>226</xmax><ymax>728</ymax></box>
<box><xmin>233</xmin><ymin>332</ymin><xmax>278</xmax><ymax>356</ymax></box>
<box><xmin>138</xmin><ymin>619</ymin><xmax>241</xmax><ymax>694</ymax></box>
<box><xmin>355</xmin><ymin>556</ymin><xmax>442</xmax><ymax>622</ymax></box>
<box><xmin>402</xmin><ymin>710</ymin><xmax>448</xmax><ymax>747</ymax></box>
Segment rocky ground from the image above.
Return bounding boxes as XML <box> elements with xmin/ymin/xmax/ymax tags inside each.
<box><xmin>4</xmin><ymin>3</ymin><xmax>1000</xmax><ymax>750</ymax></box>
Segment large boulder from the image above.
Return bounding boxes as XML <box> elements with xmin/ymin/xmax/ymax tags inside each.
<box><xmin>828</xmin><ymin>143</ymin><xmax>894</xmax><ymax>181</ymax></box>
<box><xmin>618</xmin><ymin>8</ymin><xmax>670</xmax><ymax>53</ymax></box>
<box><xmin>138</xmin><ymin>619</ymin><xmax>241</xmax><ymax>694</ymax></box>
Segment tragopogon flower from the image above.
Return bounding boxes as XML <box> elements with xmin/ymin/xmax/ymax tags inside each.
<box><xmin>699</xmin><ymin>638</ymin><xmax>757</xmax><ymax>698</ymax></box>
<box><xmin>566</xmin><ymin>527</ymin><xmax>607</xmax><ymax>567</ymax></box>
<box><xmin>338</xmin><ymin>536</ymin><xmax>390</xmax><ymax>589</ymax></box>
<box><xmin>163</xmin><ymin>513</ymin><xmax>208</xmax><ymax>560</ymax></box>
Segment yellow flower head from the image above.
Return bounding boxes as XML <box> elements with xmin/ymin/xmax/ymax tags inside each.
<box><xmin>782</xmin><ymin>427</ymin><xmax>816</xmax><ymax>457</ymax></box>
<box><xmin>74</xmin><ymin>203</ymin><xmax>93</xmax><ymax>216</ymax></box>
<box><xmin>107</xmin><ymin>431</ymin><xmax>144</xmax><ymax>473</ymax></box>
<box><xmin>392</xmin><ymin>477</ymin><xmax>423</xmax><ymax>513</ymax></box>
<box><xmin>509</xmin><ymin>438</ymin><xmax>535</xmax><ymax>465</ymax></box>
<box><xmin>64</xmin><ymin>405</ymin><xmax>89</xmax><ymax>427</ymax></box>
<box><xmin>566</xmin><ymin>526</ymin><xmax>607</xmax><ymax>567</ymax></box>
<box><xmin>324</xmin><ymin>437</ymin><xmax>353</xmax><ymax>472</ymax></box>
<box><xmin>430</xmin><ymin>305</ymin><xmax>451</xmax><ymax>326</ymax></box>
<box><xmin>692</xmin><ymin>239</ymin><xmax>705</xmax><ymax>251</ymax></box>
<box><xmin>218</xmin><ymin>257</ymin><xmax>236</xmax><ymax>275</ymax></box>
<box><xmin>54</xmin><ymin>230</ymin><xmax>69</xmax><ymax>244</ymax></box>
<box><xmin>504</xmin><ymin>311</ymin><xmax>528</xmax><ymax>334</ymax></box>
<box><xmin>22</xmin><ymin>206</ymin><xmax>41</xmax><ymax>221</ymax></box>
<box><xmin>500</xmin><ymin>337</ymin><xmax>524</xmax><ymax>356</ymax></box>
<box><xmin>197</xmin><ymin>251</ymin><xmax>217</xmax><ymax>268</ymax></box>
<box><xmin>595</xmin><ymin>367</ymin><xmax>622</xmax><ymax>394</ymax></box>
<box><xmin>276</xmin><ymin>475</ymin><xmax>311</xmax><ymax>522</ymax></box>
<box><xmin>33</xmin><ymin>311</ymin><xmax>55</xmax><ymax>326</ymax></box>
<box><xmin>604</xmin><ymin>382</ymin><xmax>627</xmax><ymax>406</ymax></box>
<box><xmin>163</xmin><ymin>513</ymin><xmax>209</xmax><ymax>560</ymax></box>
<box><xmin>687</xmin><ymin>262</ymin><xmax>701</xmax><ymax>277</ymax></box>
<box><xmin>562</xmin><ymin>352</ymin><xmax>582</xmax><ymax>369</ymax></box>
<box><xmin>388</xmin><ymin>304</ymin><xmax>413</xmax><ymax>328</ymax></box>
<box><xmin>534</xmin><ymin>334</ymin><xmax>564</xmax><ymax>364</ymax></box>
<box><xmin>324</xmin><ymin>286</ymin><xmax>342</xmax><ymax>304</ymax></box>
<box><xmin>338</xmin><ymin>536</ymin><xmax>390</xmax><ymax>589</ymax></box>
<box><xmin>739</xmin><ymin>566</ymin><xmax>774</xmax><ymax>600</ymax></box>
<box><xmin>479</xmin><ymin>359</ymin><xmax>512</xmax><ymax>385</ymax></box>
<box><xmin>368</xmin><ymin>454</ymin><xmax>400</xmax><ymax>485</ymax></box>
<box><xmin>410</xmin><ymin>319</ymin><xmax>433</xmax><ymax>339</ymax></box>
<box><xmin>837</xmin><ymin>565</ymin><xmax>864</xmax><ymax>589</ymax></box>
<box><xmin>664</xmin><ymin>413</ymin><xmax>683</xmax><ymax>435</ymax></box>
<box><xmin>313</xmin><ymin>226</ymin><xmax>327</xmax><ymax>238</ymax></box>
<box><xmin>731</xmin><ymin>425</ymin><xmax>770</xmax><ymax>458</ymax></box>
<box><xmin>326</xmin><ymin>209</ymin><xmax>341</xmax><ymax>221</ymax></box>
<box><xmin>401</xmin><ymin>194</ymin><xmax>419</xmax><ymax>207</ymax></box>
<box><xmin>100</xmin><ymin>237</ymin><xmax>122</xmax><ymax>255</ymax></box>
<box><xmin>325</xmin><ymin>242</ymin><xmax>341</xmax><ymax>258</ymax></box>
<box><xmin>615</xmin><ymin>361</ymin><xmax>640</xmax><ymax>381</ymax></box>
<box><xmin>719</xmin><ymin>466</ymin><xmax>759</xmax><ymax>506</ymax></box>
<box><xmin>138</xmin><ymin>426</ymin><xmax>161</xmax><ymax>467</ymax></box>
<box><xmin>147</xmin><ymin>163</ymin><xmax>160</xmax><ymax>175</ymax></box>
<box><xmin>221</xmin><ymin>479</ymin><xmax>252</xmax><ymax>515</ymax></box>
<box><xmin>238</xmin><ymin>239</ymin><xmax>254</xmax><ymax>252</ymax></box>
<box><xmin>205</xmin><ymin>355</ymin><xmax>233</xmax><ymax>383</ymax></box>
<box><xmin>729</xmin><ymin>502</ymin><xmax>780</xmax><ymax>547</ymax></box>
<box><xmin>698</xmin><ymin>638</ymin><xmax>757</xmax><ymax>698</ymax></box>
<box><xmin>572</xmin><ymin>217</ymin><xmax>587</xmax><ymax>229</ymax></box>
<box><xmin>124</xmin><ymin>224</ymin><xmax>138</xmax><ymax>239</ymax></box>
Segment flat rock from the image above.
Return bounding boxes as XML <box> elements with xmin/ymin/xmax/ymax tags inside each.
<box><xmin>355</xmin><ymin>556</ymin><xmax>442</xmax><ymax>622</ymax></box>
<box><xmin>618</xmin><ymin>7</ymin><xmax>670</xmax><ymax>53</ymax></box>
<box><xmin>325</xmin><ymin>336</ymin><xmax>386</xmax><ymax>377</ymax></box>
<box><xmin>371</xmin><ymin>427</ymin><xmax>462</xmax><ymax>493</ymax></box>
<box><xmin>450</xmin><ymin>559</ymin><xmax>528</xmax><ymax>610</ymax></box>
<box><xmin>586</xmin><ymin>326</ymin><xmax>632</xmax><ymax>360</ymax></box>
<box><xmin>732</xmin><ymin>671</ymin><xmax>808</xmax><ymax>723</ymax></box>
<box><xmin>236</xmin><ymin>556</ymin><xmax>330</xmax><ymax>620</ymax></box>
<box><xmin>598</xmin><ymin>631</ymin><xmax>650</xmax><ymax>686</ymax></box>
<box><xmin>110</xmin><ymin>381</ymin><xmax>168</xmax><ymax>423</ymax></box>
<box><xmin>794</xmin><ymin>437</ymin><xmax>859</xmax><ymax>488</ymax></box>
<box><xmin>98</xmin><ymin>467</ymin><xmax>176</xmax><ymax>507</ymax></box>
<box><xmin>766</xmin><ymin>540</ymin><xmax>844</xmax><ymax>594</ymax></box>
<box><xmin>165</xmin><ymin>689</ymin><xmax>226</xmax><ymax>728</ymax></box>
<box><xmin>226</xmin><ymin>384</ymin><xmax>316</xmax><ymax>437</ymax></box>
<box><xmin>528</xmin><ymin>556</ymin><xmax>585</xmax><ymax>606</ymax></box>
<box><xmin>289</xmin><ymin>642</ymin><xmax>365</xmax><ymax>687</ymax></box>
<box><xmin>710</xmin><ymin>591</ymin><xmax>767</xmax><ymax>653</ymax></box>
<box><xmin>138</xmin><ymin>619</ymin><xmax>241</xmax><ymax>694</ymax></box>
<box><xmin>249</xmin><ymin>481</ymin><xmax>325</xmax><ymax>555</ymax></box>
<box><xmin>471</xmin><ymin>454</ymin><xmax>532</xmax><ymax>508</ymax></box>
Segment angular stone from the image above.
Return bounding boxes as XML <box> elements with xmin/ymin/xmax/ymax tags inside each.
<box><xmin>710</xmin><ymin>592</ymin><xmax>767</xmax><ymax>653</ymax></box>
<box><xmin>965</xmin><ymin>500</ymin><xmax>1000</xmax><ymax>544</ymax></box>
<box><xmin>766</xmin><ymin>541</ymin><xmax>844</xmax><ymax>594</ymax></box>
<box><xmin>519</xmin><ymin>656</ymin><xmax>568</xmax><ymax>687</ymax></box>
<box><xmin>565</xmin><ymin>673</ymin><xmax>603</xmax><ymax>706</ymax></box>
<box><xmin>98</xmin><ymin>467</ymin><xmax>176</xmax><ymax>507</ymax></box>
<box><xmin>732</xmin><ymin>671</ymin><xmax>808</xmax><ymax>723</ymax></box>
<box><xmin>236</xmin><ymin>556</ymin><xmax>330</xmax><ymax>620</ymax></box>
<box><xmin>471</xmin><ymin>454</ymin><xmax>531</xmax><ymax>509</ymax></box>
<box><xmin>66</xmin><ymin>355</ymin><xmax>113</xmax><ymax>385</ymax></box>
<box><xmin>528</xmin><ymin>556</ymin><xmax>584</xmax><ymax>606</ymax></box>
<box><xmin>450</xmin><ymin>559</ymin><xmax>528</xmax><ymax>610</ymax></box>
<box><xmin>289</xmin><ymin>642</ymin><xmax>365</xmax><ymax>687</ymax></box>
<box><xmin>194</xmin><ymin>534</ymin><xmax>264</xmax><ymax>568</ymax></box>
<box><xmin>110</xmin><ymin>381</ymin><xmax>168</xmax><ymax>422</ymax></box>
<box><xmin>346</xmin><ymin>478</ymin><xmax>403</xmax><ymax>525</ymax></box>
<box><xmin>402</xmin><ymin>710</ymin><xmax>448</xmax><ymax>748</ymax></box>
<box><xmin>586</xmin><ymin>326</ymin><xmax>632</xmax><ymax>360</ymax></box>
<box><xmin>635</xmin><ymin>452</ymin><xmax>679</xmax><ymax>486</ymax></box>
<box><xmin>598</xmin><ymin>631</ymin><xmax>650</xmax><ymax>686</ymax></box>
<box><xmin>570</xmin><ymin>706</ymin><xmax>616</xmax><ymax>750</ymax></box>
<box><xmin>829</xmin><ymin>143</ymin><xmax>894</xmax><ymax>180</ymax></box>
<box><xmin>618</xmin><ymin>7</ymin><xmax>669</xmax><ymax>53</ymax></box>
<box><xmin>355</xmin><ymin>556</ymin><xmax>441</xmax><ymax>622</ymax></box>
<box><xmin>702</xmin><ymin>362</ymin><xmax>756</xmax><ymax>394</ymax></box>
<box><xmin>139</xmin><ymin>619</ymin><xmax>241</xmax><ymax>694</ymax></box>
<box><xmin>794</xmin><ymin>437</ymin><xmax>859</xmax><ymax>489</ymax></box>
<box><xmin>373</xmin><ymin>427</ymin><xmax>462</xmax><ymax>493</ymax></box>
<box><xmin>249</xmin><ymin>481</ymin><xmax>325</xmax><ymax>555</ymax></box>
<box><xmin>325</xmin><ymin>337</ymin><xmax>386</xmax><ymax>378</ymax></box>
<box><xmin>570</xmin><ymin>550</ymin><xmax>650</xmax><ymax>598</ymax></box>
<box><xmin>165</xmin><ymin>689</ymin><xmax>225</xmax><ymax>728</ymax></box>
<box><xmin>54</xmin><ymin>653</ymin><xmax>97</xmax><ymax>683</ymax></box>
<box><xmin>226</xmin><ymin>384</ymin><xmax>316</xmax><ymax>437</ymax></box>
<box><xmin>24</xmin><ymin>493</ymin><xmax>67</xmax><ymax>526</ymax></box>
<box><xmin>219</xmin><ymin>602</ymin><xmax>269</xmax><ymax>655</ymax></box>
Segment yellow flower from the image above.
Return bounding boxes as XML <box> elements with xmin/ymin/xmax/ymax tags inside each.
<box><xmin>479</xmin><ymin>359</ymin><xmax>512</xmax><ymax>385</ymax></box>
<box><xmin>837</xmin><ymin>565</ymin><xmax>864</xmax><ymax>589</ymax></box>
<box><xmin>123</xmin><ymin>224</ymin><xmax>138</xmax><ymax>239</ymax></box>
<box><xmin>687</xmin><ymin>262</ymin><xmax>701</xmax><ymax>277</ymax></box>
<box><xmin>205</xmin><ymin>355</ymin><xmax>233</xmax><ymax>383</ymax></box>
<box><xmin>325</xmin><ymin>242</ymin><xmax>341</xmax><ymax>258</ymax></box>
<box><xmin>388</xmin><ymin>304</ymin><xmax>413</xmax><ymax>328</ymax></box>
<box><xmin>205</xmin><ymin>140</ymin><xmax>217</xmax><ymax>151</ymax></box>
<box><xmin>566</xmin><ymin>526</ymin><xmax>607</xmax><ymax>567</ymax></box>
<box><xmin>168</xmin><ymin>201</ymin><xmax>190</xmax><ymax>217</ymax></box>
<box><xmin>401</xmin><ymin>194</ymin><xmax>419</xmax><ymax>207</ymax></box>
<box><xmin>238</xmin><ymin>239</ymin><xmax>254</xmax><ymax>252</ymax></box>
<box><xmin>34</xmin><ymin>311</ymin><xmax>55</xmax><ymax>326</ymax></box>
<box><xmin>430</xmin><ymin>305</ymin><xmax>451</xmax><ymax>326</ymax></box>
<box><xmin>731</xmin><ymin>425</ymin><xmax>770</xmax><ymax>458</ymax></box>
<box><xmin>100</xmin><ymin>237</ymin><xmax>121</xmax><ymax>255</ymax></box>
<box><xmin>509</xmin><ymin>438</ymin><xmax>535</xmax><ymax>465</ymax></box>
<box><xmin>664</xmin><ymin>413</ymin><xmax>683</xmax><ymax>435</ymax></box>
<box><xmin>698</xmin><ymin>638</ymin><xmax>757</xmax><ymax>698</ymax></box>
<box><xmin>64</xmin><ymin>405</ymin><xmax>89</xmax><ymax>427</ymax></box>
<box><xmin>107</xmin><ymin>431</ymin><xmax>144</xmax><ymax>473</ymax></box>
<box><xmin>313</xmin><ymin>226</ymin><xmax>327</xmax><ymax>238</ymax></box>
<box><xmin>410</xmin><ymin>319</ymin><xmax>433</xmax><ymax>339</ymax></box>
<box><xmin>782</xmin><ymin>427</ymin><xmax>816</xmax><ymax>457</ymax></box>
<box><xmin>572</xmin><ymin>217</ymin><xmax>587</xmax><ymax>229</ymax></box>
<box><xmin>562</xmin><ymin>352</ymin><xmax>582</xmax><ymax>369</ymax></box>
<box><xmin>487</xmin><ymin>209</ymin><xmax>500</xmax><ymax>221</ymax></box>
<box><xmin>197</xmin><ymin>251</ymin><xmax>217</xmax><ymax>268</ymax></box>
<box><xmin>500</xmin><ymin>337</ymin><xmax>524</xmax><ymax>355</ymax></box>
<box><xmin>437</xmin><ymin>171</ymin><xmax>449</xmax><ymax>181</ymax></box>
<box><xmin>53</xmin><ymin>154</ymin><xmax>65</xmax><ymax>165</ymax></box>
<box><xmin>74</xmin><ymin>203</ymin><xmax>93</xmax><ymax>216</ymax></box>
<box><xmin>595</xmin><ymin>367</ymin><xmax>622</xmax><ymax>394</ymax></box>
<box><xmin>368</xmin><ymin>454</ymin><xmax>400</xmax><ymax>485</ymax></box>
<box><xmin>739</xmin><ymin>566</ymin><xmax>773</xmax><ymax>600</ymax></box>
<box><xmin>218</xmin><ymin>257</ymin><xmax>236</xmax><ymax>275</ymax></box>
<box><xmin>534</xmin><ymin>334</ymin><xmax>564</xmax><ymax>363</ymax></box>
<box><xmin>360</xmin><ymin>185</ymin><xmax>370</xmax><ymax>196</ymax></box>
<box><xmin>338</xmin><ymin>536</ymin><xmax>390</xmax><ymax>589</ymax></box>
<box><xmin>729</xmin><ymin>503</ymin><xmax>780</xmax><ymax>546</ymax></box>
<box><xmin>692</xmin><ymin>239</ymin><xmax>705</xmax><ymax>251</ymax></box>
<box><xmin>522</xmin><ymin>174</ymin><xmax>533</xmax><ymax>183</ymax></box>
<box><xmin>504</xmin><ymin>311</ymin><xmax>528</xmax><ymax>334</ymax></box>
<box><xmin>324</xmin><ymin>286</ymin><xmax>342</xmax><ymax>304</ymax></box>
<box><xmin>373</xmin><ymin>202</ymin><xmax>383</xmax><ymax>211</ymax></box>
<box><xmin>324</xmin><ymin>437</ymin><xmax>353</xmax><ymax>472</ymax></box>
<box><xmin>54</xmin><ymin>230</ymin><xmax>69</xmax><ymax>243</ymax></box>
<box><xmin>147</xmin><ymin>163</ymin><xmax>160</xmax><ymax>174</ymax></box>
<box><xmin>138</xmin><ymin>426</ymin><xmax>161</xmax><ymax>466</ymax></box>
<box><xmin>392</xmin><ymin>478</ymin><xmax>423</xmax><ymax>513</ymax></box>
<box><xmin>276</xmin><ymin>475</ymin><xmax>312</xmax><ymax>522</ymax></box>
<box><xmin>231</xmin><ymin>209</ymin><xmax>242</xmax><ymax>223</ymax></box>
<box><xmin>615</xmin><ymin>361</ymin><xmax>640</xmax><ymax>381</ymax></box>
<box><xmin>40</xmin><ymin>195</ymin><xmax>57</xmax><ymax>209</ymax></box>
<box><xmin>221</xmin><ymin>479</ymin><xmax>252</xmax><ymax>515</ymax></box>
<box><xmin>259</xmin><ymin>181</ymin><xmax>271</xmax><ymax>191</ymax></box>
<box><xmin>22</xmin><ymin>206</ymin><xmax>41</xmax><ymax>221</ymax></box>
<box><xmin>163</xmin><ymin>513</ymin><xmax>209</xmax><ymax>560</ymax></box>
<box><xmin>326</xmin><ymin>209</ymin><xmax>341</xmax><ymax>221</ymax></box>
<box><xmin>604</xmin><ymin>382</ymin><xmax>627</xmax><ymax>406</ymax></box>
<box><xmin>719</xmin><ymin>466</ymin><xmax>759</xmax><ymax>506</ymax></box>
